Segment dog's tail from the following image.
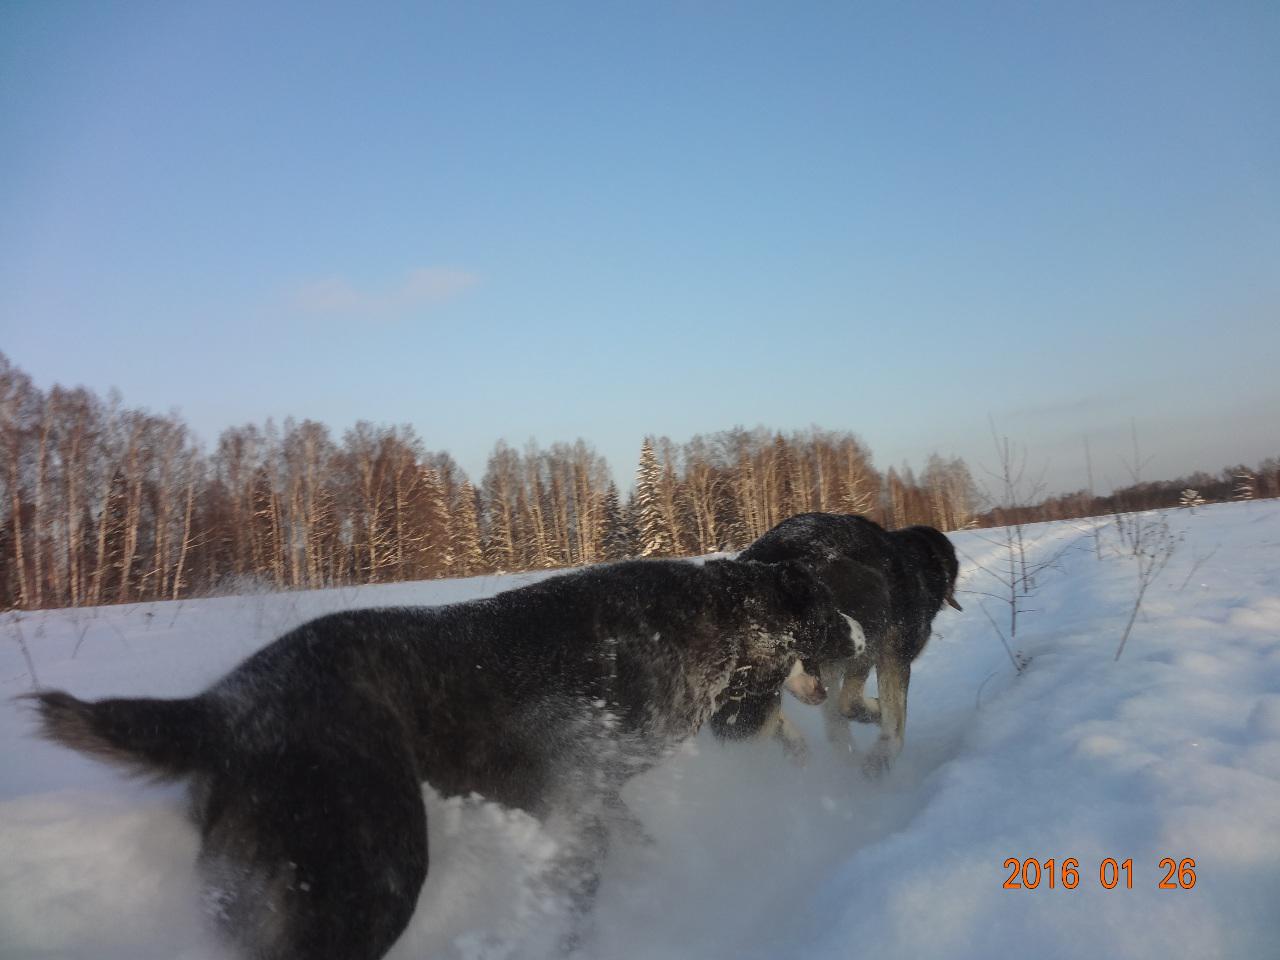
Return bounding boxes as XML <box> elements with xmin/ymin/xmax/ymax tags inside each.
<box><xmin>22</xmin><ymin>689</ymin><xmax>218</xmax><ymax>780</ymax></box>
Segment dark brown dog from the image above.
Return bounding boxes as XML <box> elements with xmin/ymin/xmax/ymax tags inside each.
<box><xmin>710</xmin><ymin>513</ymin><xmax>961</xmax><ymax>774</ymax></box>
<box><xmin>26</xmin><ymin>557</ymin><xmax>853</xmax><ymax>960</ymax></box>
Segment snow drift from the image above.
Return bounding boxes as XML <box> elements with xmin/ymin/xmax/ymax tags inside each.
<box><xmin>2</xmin><ymin>501</ymin><xmax>1279</xmax><ymax>959</ymax></box>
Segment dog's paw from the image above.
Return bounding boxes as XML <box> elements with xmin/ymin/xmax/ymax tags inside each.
<box><xmin>860</xmin><ymin>750</ymin><xmax>890</xmax><ymax>779</ymax></box>
<box><xmin>840</xmin><ymin>695</ymin><xmax>880</xmax><ymax>724</ymax></box>
<box><xmin>860</xmin><ymin>738</ymin><xmax>899</xmax><ymax>778</ymax></box>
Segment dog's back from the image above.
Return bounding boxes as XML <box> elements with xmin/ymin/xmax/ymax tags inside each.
<box><xmin>740</xmin><ymin>512</ymin><xmax>890</xmax><ymax>568</ymax></box>
<box><xmin>740</xmin><ymin>513</ymin><xmax>896</xmax><ymax>641</ymax></box>
<box><xmin>739</xmin><ymin>513</ymin><xmax>957</xmax><ymax>658</ymax></box>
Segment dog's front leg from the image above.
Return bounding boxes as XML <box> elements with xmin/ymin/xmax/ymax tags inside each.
<box><xmin>772</xmin><ymin>707</ymin><xmax>811</xmax><ymax>766</ymax></box>
<box><xmin>749</xmin><ymin>690</ymin><xmax>811</xmax><ymax>765</ymax></box>
<box><xmin>820</xmin><ymin>660</ymin><xmax>858</xmax><ymax>761</ymax></box>
<box><xmin>835</xmin><ymin>655</ymin><xmax>880</xmax><ymax>724</ymax></box>
<box><xmin>862</xmin><ymin>654</ymin><xmax>909</xmax><ymax>777</ymax></box>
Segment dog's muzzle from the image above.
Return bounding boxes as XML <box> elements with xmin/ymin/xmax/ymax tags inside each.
<box><xmin>783</xmin><ymin>660</ymin><xmax>827</xmax><ymax>705</ymax></box>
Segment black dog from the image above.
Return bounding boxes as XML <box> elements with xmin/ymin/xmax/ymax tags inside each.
<box><xmin>26</xmin><ymin>557</ymin><xmax>852</xmax><ymax>960</ymax></box>
<box><xmin>710</xmin><ymin>514</ymin><xmax>961</xmax><ymax>774</ymax></box>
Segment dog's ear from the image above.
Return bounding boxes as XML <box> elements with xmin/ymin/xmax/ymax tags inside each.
<box><xmin>774</xmin><ymin>561</ymin><xmax>861</xmax><ymax>661</ymax></box>
<box><xmin>910</xmin><ymin>526</ymin><xmax>962</xmax><ymax>611</ymax></box>
<box><xmin>773</xmin><ymin>560</ymin><xmax>826</xmax><ymax>613</ymax></box>
<box><xmin>931</xmin><ymin>530</ymin><xmax>963</xmax><ymax>611</ymax></box>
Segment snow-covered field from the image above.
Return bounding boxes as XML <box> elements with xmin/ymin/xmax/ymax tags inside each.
<box><xmin>2</xmin><ymin>501</ymin><xmax>1279</xmax><ymax>960</ymax></box>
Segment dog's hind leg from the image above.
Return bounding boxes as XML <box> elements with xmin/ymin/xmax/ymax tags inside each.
<box><xmin>862</xmin><ymin>654</ymin><xmax>909</xmax><ymax>778</ymax></box>
<box><xmin>602</xmin><ymin>789</ymin><xmax>654</xmax><ymax>847</ymax></box>
<box><xmin>196</xmin><ymin>745</ymin><xmax>428</xmax><ymax>960</ymax></box>
<box><xmin>546</xmin><ymin>808</ymin><xmax>609</xmax><ymax>956</ymax></box>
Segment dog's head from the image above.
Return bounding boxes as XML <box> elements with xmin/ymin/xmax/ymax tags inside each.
<box><xmin>780</xmin><ymin>658</ymin><xmax>825</xmax><ymax>706</ymax></box>
<box><xmin>902</xmin><ymin>525</ymin><xmax>963</xmax><ymax>613</ymax></box>
<box><xmin>776</xmin><ymin>559</ymin><xmax>861</xmax><ymax>654</ymax></box>
<box><xmin>719</xmin><ymin>558</ymin><xmax>861</xmax><ymax>707</ymax></box>
<box><xmin>763</xmin><ymin>560</ymin><xmax>868</xmax><ymax>704</ymax></box>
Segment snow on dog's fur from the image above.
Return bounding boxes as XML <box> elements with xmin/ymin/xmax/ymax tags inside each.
<box><xmin>24</xmin><ymin>557</ymin><xmax>853</xmax><ymax>960</ymax></box>
<box><xmin>711</xmin><ymin>514</ymin><xmax>962</xmax><ymax>774</ymax></box>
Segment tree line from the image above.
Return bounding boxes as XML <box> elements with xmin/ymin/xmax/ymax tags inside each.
<box><xmin>0</xmin><ymin>352</ymin><xmax>984</xmax><ymax>610</ymax></box>
<box><xmin>2</xmin><ymin>351</ymin><xmax>1272</xmax><ymax>611</ymax></box>
<box><xmin>978</xmin><ymin>459</ymin><xmax>1280</xmax><ymax>529</ymax></box>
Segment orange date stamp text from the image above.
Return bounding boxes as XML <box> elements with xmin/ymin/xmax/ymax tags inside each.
<box><xmin>1002</xmin><ymin>857</ymin><xmax>1197</xmax><ymax>890</ymax></box>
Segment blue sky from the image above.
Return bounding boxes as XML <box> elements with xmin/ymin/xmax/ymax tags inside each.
<box><xmin>2</xmin><ymin>1</ymin><xmax>1276</xmax><ymax>496</ymax></box>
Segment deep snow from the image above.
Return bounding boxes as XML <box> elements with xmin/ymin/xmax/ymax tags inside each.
<box><xmin>2</xmin><ymin>501</ymin><xmax>1279</xmax><ymax>959</ymax></box>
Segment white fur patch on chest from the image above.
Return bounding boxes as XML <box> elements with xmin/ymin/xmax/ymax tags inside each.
<box><xmin>841</xmin><ymin>614</ymin><xmax>867</xmax><ymax>655</ymax></box>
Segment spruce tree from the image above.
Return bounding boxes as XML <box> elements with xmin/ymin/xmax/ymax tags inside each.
<box><xmin>450</xmin><ymin>479</ymin><xmax>486</xmax><ymax>576</ymax></box>
<box><xmin>634</xmin><ymin>437</ymin><xmax>674</xmax><ymax>557</ymax></box>
<box><xmin>600</xmin><ymin>482</ymin><xmax>634</xmax><ymax>561</ymax></box>
<box><xmin>421</xmin><ymin>467</ymin><xmax>451</xmax><ymax>576</ymax></box>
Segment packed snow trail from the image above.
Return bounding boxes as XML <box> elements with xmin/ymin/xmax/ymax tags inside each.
<box><xmin>2</xmin><ymin>501</ymin><xmax>1278</xmax><ymax>959</ymax></box>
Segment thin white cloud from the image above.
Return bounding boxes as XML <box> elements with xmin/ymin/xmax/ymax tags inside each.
<box><xmin>289</xmin><ymin>266</ymin><xmax>479</xmax><ymax>319</ymax></box>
